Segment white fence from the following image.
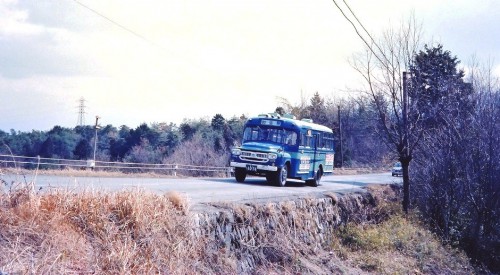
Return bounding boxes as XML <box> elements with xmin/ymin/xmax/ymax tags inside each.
<box><xmin>0</xmin><ymin>154</ymin><xmax>231</xmax><ymax>177</ymax></box>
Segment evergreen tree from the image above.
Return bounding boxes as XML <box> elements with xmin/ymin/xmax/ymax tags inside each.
<box><xmin>409</xmin><ymin>44</ymin><xmax>473</xmax><ymax>127</ymax></box>
<box><xmin>180</xmin><ymin>122</ymin><xmax>196</xmax><ymax>141</ymax></box>
<box><xmin>109</xmin><ymin>137</ymin><xmax>127</xmax><ymax>161</ymax></box>
<box><xmin>157</xmin><ymin>123</ymin><xmax>181</xmax><ymax>156</ymax></box>
<box><xmin>39</xmin><ymin>126</ymin><xmax>79</xmax><ymax>159</ymax></box>
<box><xmin>308</xmin><ymin>92</ymin><xmax>329</xmax><ymax>125</ymax></box>
<box><xmin>39</xmin><ymin>136</ymin><xmax>54</xmax><ymax>158</ymax></box>
<box><xmin>211</xmin><ymin>114</ymin><xmax>226</xmax><ymax>131</ymax></box>
<box><xmin>73</xmin><ymin>139</ymin><xmax>92</xmax><ymax>160</ymax></box>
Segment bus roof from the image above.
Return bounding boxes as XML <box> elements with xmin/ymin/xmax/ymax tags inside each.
<box><xmin>246</xmin><ymin>115</ymin><xmax>332</xmax><ymax>133</ymax></box>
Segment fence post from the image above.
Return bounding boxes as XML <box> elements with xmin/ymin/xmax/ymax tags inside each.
<box><xmin>174</xmin><ymin>164</ymin><xmax>178</xmax><ymax>177</ymax></box>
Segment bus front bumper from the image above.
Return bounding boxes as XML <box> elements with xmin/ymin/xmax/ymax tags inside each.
<box><xmin>230</xmin><ymin>162</ymin><xmax>278</xmax><ymax>172</ymax></box>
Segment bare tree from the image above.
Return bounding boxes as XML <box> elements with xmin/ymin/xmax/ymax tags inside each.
<box><xmin>276</xmin><ymin>92</ymin><xmax>310</xmax><ymax>119</ymax></box>
<box><xmin>349</xmin><ymin>16</ymin><xmax>423</xmax><ymax>213</ymax></box>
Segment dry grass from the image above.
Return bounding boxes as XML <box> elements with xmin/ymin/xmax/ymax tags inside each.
<box><xmin>2</xmin><ymin>167</ymin><xmax>181</xmax><ymax>179</ymax></box>
<box><xmin>164</xmin><ymin>191</ymin><xmax>189</xmax><ymax>214</ymax></box>
<box><xmin>324</xmin><ymin>192</ymin><xmax>338</xmax><ymax>205</ymax></box>
<box><xmin>0</xmin><ymin>180</ymin><xmax>476</xmax><ymax>274</ymax></box>
<box><xmin>333</xmin><ymin>167</ymin><xmax>388</xmax><ymax>175</ymax></box>
<box><xmin>330</xmin><ymin>186</ymin><xmax>473</xmax><ymax>274</ymax></box>
<box><xmin>0</xmin><ymin>182</ymin><xmax>212</xmax><ymax>274</ymax></box>
<box><xmin>331</xmin><ymin>214</ymin><xmax>473</xmax><ymax>274</ymax></box>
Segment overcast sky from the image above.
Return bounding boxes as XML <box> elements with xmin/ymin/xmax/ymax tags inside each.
<box><xmin>1</xmin><ymin>0</ymin><xmax>499</xmax><ymax>132</ymax></box>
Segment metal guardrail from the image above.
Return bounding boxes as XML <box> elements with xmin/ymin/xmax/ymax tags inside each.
<box><xmin>0</xmin><ymin>154</ymin><xmax>231</xmax><ymax>176</ymax></box>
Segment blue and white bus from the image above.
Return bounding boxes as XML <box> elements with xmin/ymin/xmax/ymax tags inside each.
<box><xmin>229</xmin><ymin>114</ymin><xmax>335</xmax><ymax>187</ymax></box>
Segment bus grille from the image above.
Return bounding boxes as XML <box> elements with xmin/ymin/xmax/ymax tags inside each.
<box><xmin>240</xmin><ymin>151</ymin><xmax>268</xmax><ymax>162</ymax></box>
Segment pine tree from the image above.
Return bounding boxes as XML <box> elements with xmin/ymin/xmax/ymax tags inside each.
<box><xmin>409</xmin><ymin>44</ymin><xmax>473</xmax><ymax>127</ymax></box>
<box><xmin>308</xmin><ymin>92</ymin><xmax>328</xmax><ymax>125</ymax></box>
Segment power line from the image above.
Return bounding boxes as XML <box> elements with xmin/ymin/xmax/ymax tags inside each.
<box><xmin>340</xmin><ymin>0</ymin><xmax>392</xmax><ymax>66</ymax></box>
<box><xmin>70</xmin><ymin>1</ymin><xmax>211</xmax><ymax>75</ymax></box>
<box><xmin>331</xmin><ymin>0</ymin><xmax>393</xmax><ymax>73</ymax></box>
<box><xmin>72</xmin><ymin>0</ymin><xmax>162</xmax><ymax>49</ymax></box>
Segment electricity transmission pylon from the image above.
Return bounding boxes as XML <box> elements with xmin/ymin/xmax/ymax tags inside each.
<box><xmin>77</xmin><ymin>97</ymin><xmax>87</xmax><ymax>126</ymax></box>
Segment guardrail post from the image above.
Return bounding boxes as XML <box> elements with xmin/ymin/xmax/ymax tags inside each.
<box><xmin>174</xmin><ymin>164</ymin><xmax>178</xmax><ymax>177</ymax></box>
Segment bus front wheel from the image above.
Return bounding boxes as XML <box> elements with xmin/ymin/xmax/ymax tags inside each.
<box><xmin>235</xmin><ymin>168</ymin><xmax>246</xmax><ymax>182</ymax></box>
<box><xmin>273</xmin><ymin>165</ymin><xmax>288</xmax><ymax>187</ymax></box>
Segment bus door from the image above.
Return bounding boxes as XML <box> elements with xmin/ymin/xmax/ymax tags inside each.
<box><xmin>311</xmin><ymin>133</ymin><xmax>318</xmax><ymax>176</ymax></box>
<box><xmin>298</xmin><ymin>130</ymin><xmax>315</xmax><ymax>178</ymax></box>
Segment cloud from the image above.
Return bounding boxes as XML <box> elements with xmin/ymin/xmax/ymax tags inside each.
<box><xmin>16</xmin><ymin>1</ymin><xmax>90</xmax><ymax>32</ymax></box>
<box><xmin>0</xmin><ymin>75</ymin><xmax>80</xmax><ymax>131</ymax></box>
<box><xmin>0</xmin><ymin>1</ymin><xmax>97</xmax><ymax>78</ymax></box>
<box><xmin>0</xmin><ymin>0</ymin><xmax>499</xmax><ymax>132</ymax></box>
<box><xmin>0</xmin><ymin>31</ymin><xmax>88</xmax><ymax>78</ymax></box>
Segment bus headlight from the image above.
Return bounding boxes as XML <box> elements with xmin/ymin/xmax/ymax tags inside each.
<box><xmin>268</xmin><ymin>153</ymin><xmax>277</xmax><ymax>160</ymax></box>
<box><xmin>232</xmin><ymin>148</ymin><xmax>241</xmax><ymax>156</ymax></box>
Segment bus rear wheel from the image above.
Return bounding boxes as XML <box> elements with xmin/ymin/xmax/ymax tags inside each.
<box><xmin>306</xmin><ymin>169</ymin><xmax>322</xmax><ymax>187</ymax></box>
<box><xmin>235</xmin><ymin>168</ymin><xmax>246</xmax><ymax>182</ymax></box>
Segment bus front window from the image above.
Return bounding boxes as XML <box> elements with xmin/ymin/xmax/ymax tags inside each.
<box><xmin>243</xmin><ymin>127</ymin><xmax>297</xmax><ymax>146</ymax></box>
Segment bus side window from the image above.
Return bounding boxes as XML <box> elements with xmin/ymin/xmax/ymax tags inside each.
<box><xmin>300</xmin><ymin>132</ymin><xmax>305</xmax><ymax>147</ymax></box>
<box><xmin>285</xmin><ymin>131</ymin><xmax>297</xmax><ymax>146</ymax></box>
<box><xmin>277</xmin><ymin>129</ymin><xmax>284</xmax><ymax>143</ymax></box>
<box><xmin>323</xmin><ymin>133</ymin><xmax>333</xmax><ymax>149</ymax></box>
<box><xmin>318</xmin><ymin>133</ymin><xmax>324</xmax><ymax>148</ymax></box>
<box><xmin>291</xmin><ymin>132</ymin><xmax>297</xmax><ymax>145</ymax></box>
<box><xmin>322</xmin><ymin>134</ymin><xmax>330</xmax><ymax>149</ymax></box>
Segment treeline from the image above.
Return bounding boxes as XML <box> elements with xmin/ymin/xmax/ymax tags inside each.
<box><xmin>0</xmin><ymin>115</ymin><xmax>244</xmax><ymax>169</ymax></box>
<box><xmin>0</xmin><ymin>93</ymin><xmax>393</xmax><ymax>170</ymax></box>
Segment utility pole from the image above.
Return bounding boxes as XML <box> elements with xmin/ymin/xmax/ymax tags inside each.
<box><xmin>92</xmin><ymin>115</ymin><xmax>100</xmax><ymax>170</ymax></box>
<box><xmin>402</xmin><ymin>72</ymin><xmax>410</xmax><ymax>213</ymax></box>
<box><xmin>402</xmin><ymin>72</ymin><xmax>410</xmax><ymax>159</ymax></box>
<box><xmin>338</xmin><ymin>105</ymin><xmax>343</xmax><ymax>167</ymax></box>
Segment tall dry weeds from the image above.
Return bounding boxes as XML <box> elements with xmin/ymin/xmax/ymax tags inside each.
<box><xmin>0</xmin><ymin>181</ymin><xmax>476</xmax><ymax>274</ymax></box>
<box><xmin>0</xmin><ymin>183</ymin><xmax>209</xmax><ymax>274</ymax></box>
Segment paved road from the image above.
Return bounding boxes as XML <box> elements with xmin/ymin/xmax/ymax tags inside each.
<box><xmin>2</xmin><ymin>172</ymin><xmax>402</xmax><ymax>204</ymax></box>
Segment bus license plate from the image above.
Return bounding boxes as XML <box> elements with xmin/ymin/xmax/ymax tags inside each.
<box><xmin>246</xmin><ymin>164</ymin><xmax>258</xmax><ymax>172</ymax></box>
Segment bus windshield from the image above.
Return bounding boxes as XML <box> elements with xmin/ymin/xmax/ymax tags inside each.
<box><xmin>243</xmin><ymin>126</ymin><xmax>298</xmax><ymax>146</ymax></box>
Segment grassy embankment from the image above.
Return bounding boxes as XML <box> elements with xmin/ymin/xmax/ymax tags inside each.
<box><xmin>0</xmin><ymin>177</ymin><xmax>473</xmax><ymax>274</ymax></box>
